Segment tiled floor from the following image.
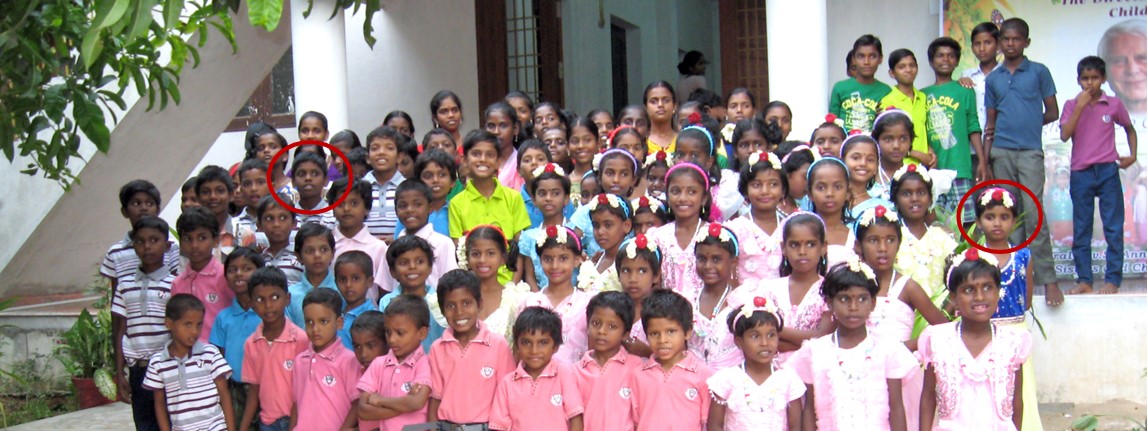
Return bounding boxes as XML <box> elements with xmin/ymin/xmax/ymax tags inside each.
<box><xmin>5</xmin><ymin>402</ymin><xmax>133</xmax><ymax>431</ymax></box>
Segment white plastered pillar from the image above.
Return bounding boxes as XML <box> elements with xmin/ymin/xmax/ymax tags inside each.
<box><xmin>766</xmin><ymin>0</ymin><xmax>828</xmax><ymax>140</ymax></box>
<box><xmin>290</xmin><ymin>0</ymin><xmax>350</xmax><ymax>132</ymax></box>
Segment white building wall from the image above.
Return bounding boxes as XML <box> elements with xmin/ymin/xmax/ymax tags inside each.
<box><xmin>826</xmin><ymin>0</ymin><xmax>940</xmax><ymax>92</ymax></box>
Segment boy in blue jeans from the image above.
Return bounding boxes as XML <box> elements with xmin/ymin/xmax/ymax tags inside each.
<box><xmin>983</xmin><ymin>17</ymin><xmax>1064</xmax><ymax>306</ymax></box>
<box><xmin>1059</xmin><ymin>56</ymin><xmax>1138</xmax><ymax>295</ymax></box>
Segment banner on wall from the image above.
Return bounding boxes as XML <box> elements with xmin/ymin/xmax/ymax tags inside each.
<box><xmin>943</xmin><ymin>0</ymin><xmax>1147</xmax><ymax>280</ymax></box>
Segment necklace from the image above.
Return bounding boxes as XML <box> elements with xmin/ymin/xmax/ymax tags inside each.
<box><xmin>831</xmin><ymin>328</ymin><xmax>873</xmax><ymax>381</ymax></box>
<box><xmin>956</xmin><ymin>320</ymin><xmax>997</xmax><ymax>382</ymax></box>
<box><xmin>748</xmin><ymin>210</ymin><xmax>784</xmax><ymax>235</ymax></box>
<box><xmin>740</xmin><ymin>361</ymin><xmax>778</xmax><ymax>413</ymax></box>
<box><xmin>693</xmin><ymin>284</ymin><xmax>732</xmax><ymax>339</ymax></box>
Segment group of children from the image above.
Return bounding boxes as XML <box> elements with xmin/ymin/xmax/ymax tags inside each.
<box><xmin>102</xmin><ymin>16</ymin><xmax>1136</xmax><ymax>431</ymax></box>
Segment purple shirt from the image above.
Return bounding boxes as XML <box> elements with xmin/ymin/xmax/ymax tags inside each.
<box><xmin>1061</xmin><ymin>93</ymin><xmax>1131</xmax><ymax>171</ymax></box>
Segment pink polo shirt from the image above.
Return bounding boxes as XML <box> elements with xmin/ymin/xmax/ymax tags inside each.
<box><xmin>401</xmin><ymin>223</ymin><xmax>459</xmax><ymax>287</ymax></box>
<box><xmin>489</xmin><ymin>360</ymin><xmax>584</xmax><ymax>430</ymax></box>
<box><xmin>428</xmin><ymin>321</ymin><xmax>516</xmax><ymax>424</ymax></box>
<box><xmin>242</xmin><ymin>322</ymin><xmax>308</xmax><ymax>425</ymax></box>
<box><xmin>1060</xmin><ymin>94</ymin><xmax>1132</xmax><ymax>171</ymax></box>
<box><xmin>574</xmin><ymin>349</ymin><xmax>643</xmax><ymax>431</ymax></box>
<box><xmin>172</xmin><ymin>258</ymin><xmax>233</xmax><ymax>342</ymax></box>
<box><xmin>356</xmin><ymin>349</ymin><xmax>431</xmax><ymax>431</ymax></box>
<box><xmin>293</xmin><ymin>341</ymin><xmax>362</xmax><ymax>431</ymax></box>
<box><xmin>625</xmin><ymin>351</ymin><xmax>714</xmax><ymax>431</ymax></box>
<box><xmin>334</xmin><ymin>226</ymin><xmax>391</xmax><ymax>295</ymax></box>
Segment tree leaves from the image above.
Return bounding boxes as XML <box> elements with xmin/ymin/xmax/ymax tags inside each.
<box><xmin>247</xmin><ymin>0</ymin><xmax>282</xmax><ymax>32</ymax></box>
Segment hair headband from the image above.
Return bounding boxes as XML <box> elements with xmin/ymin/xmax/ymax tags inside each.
<box><xmin>606</xmin><ymin>125</ymin><xmax>634</xmax><ymax>148</ymax></box>
<box><xmin>538</xmin><ymin>225</ymin><xmax>582</xmax><ymax>251</ymax></box>
<box><xmin>531</xmin><ymin>162</ymin><xmax>566</xmax><ymax>179</ymax></box>
<box><xmin>780</xmin><ymin>210</ymin><xmax>828</xmax><ymax>235</ymax></box>
<box><xmin>824</xmin><ymin>113</ymin><xmax>845</xmax><ymax>128</ymax></box>
<box><xmin>456</xmin><ymin>224</ymin><xmax>509</xmax><ymax>270</ymax></box>
<box><xmin>839</xmin><ymin>129</ymin><xmax>880</xmax><ymax>160</ymax></box>
<box><xmin>781</xmin><ymin>144</ymin><xmax>821</xmax><ymax>165</ymax></box>
<box><xmin>979</xmin><ymin>187</ymin><xmax>1015</xmax><ymax>208</ymax></box>
<box><xmin>632</xmin><ymin>194</ymin><xmax>666</xmax><ymax>214</ymax></box>
<box><xmin>644</xmin><ymin>150</ymin><xmax>674</xmax><ymax>169</ymax></box>
<box><xmin>692</xmin><ymin>222</ymin><xmax>740</xmax><ymax>257</ymax></box>
<box><xmin>945</xmin><ymin>248</ymin><xmax>1000</xmax><ymax>288</ymax></box>
<box><xmin>581</xmin><ymin>169</ymin><xmax>597</xmax><ymax>181</ymax></box>
<box><xmin>805</xmin><ymin>156</ymin><xmax>850</xmax><ymax>182</ymax></box>
<box><xmin>621</xmin><ymin>234</ymin><xmax>661</xmax><ymax>262</ymax></box>
<box><xmin>734</xmin><ymin>296</ymin><xmax>780</xmax><ymax>328</ymax></box>
<box><xmin>586</xmin><ymin>193</ymin><xmax>631</xmax><ymax>218</ymax></box>
<box><xmin>664</xmin><ymin>162</ymin><xmax>710</xmax><ymax>185</ymax></box>
<box><xmin>856</xmin><ymin>205</ymin><xmax>898</xmax><ymax>229</ymax></box>
<box><xmin>845</xmin><ymin>256</ymin><xmax>877</xmax><ymax>281</ymax></box>
<box><xmin>892</xmin><ymin>163</ymin><xmax>931</xmax><ymax>184</ymax></box>
<box><xmin>747</xmin><ymin>151</ymin><xmax>782</xmax><ymax>170</ymax></box>
<box><xmin>594</xmin><ymin>148</ymin><xmax>639</xmax><ymax>174</ymax></box>
<box><xmin>681</xmin><ymin>125</ymin><xmax>715</xmax><ymax>155</ymax></box>
<box><xmin>872</xmin><ymin>107</ymin><xmax>911</xmax><ymax>131</ymax></box>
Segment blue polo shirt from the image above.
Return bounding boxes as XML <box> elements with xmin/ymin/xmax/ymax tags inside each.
<box><xmin>286</xmin><ymin>271</ymin><xmax>337</xmax><ymax>328</ymax></box>
<box><xmin>984</xmin><ymin>57</ymin><xmax>1056</xmax><ymax>151</ymax></box>
<box><xmin>522</xmin><ymin>188</ymin><xmax>576</xmax><ymax>229</ymax></box>
<box><xmin>208</xmin><ymin>299</ymin><xmax>261</xmax><ymax>382</ymax></box>
<box><xmin>337</xmin><ymin>300</ymin><xmax>378</xmax><ymax>349</ymax></box>
<box><xmin>378</xmin><ymin>285</ymin><xmax>446</xmax><ymax>353</ymax></box>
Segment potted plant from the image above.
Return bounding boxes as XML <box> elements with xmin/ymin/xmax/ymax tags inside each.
<box><xmin>54</xmin><ymin>307</ymin><xmax>117</xmax><ymax>408</ymax></box>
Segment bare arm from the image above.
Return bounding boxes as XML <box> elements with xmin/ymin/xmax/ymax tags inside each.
<box><xmin>1042</xmin><ymin>95</ymin><xmax>1059</xmax><ymax>125</ymax></box>
<box><xmin>1120</xmin><ymin>124</ymin><xmax>1138</xmax><ymax>169</ymax></box>
<box><xmin>1024</xmin><ymin>260</ymin><xmax>1035</xmax><ymax>311</ymax></box>
<box><xmin>971</xmin><ymin>131</ymin><xmax>990</xmax><ymax>180</ymax></box>
<box><xmin>780</xmin><ymin>311</ymin><xmax>834</xmax><ymax>345</ymax></box>
<box><xmin>426</xmin><ymin>397</ymin><xmax>441</xmax><ymax>422</ymax></box>
<box><xmin>521</xmin><ymin>256</ymin><xmax>539</xmax><ymax>291</ymax></box>
<box><xmin>568</xmin><ymin>413</ymin><xmax>583</xmax><ymax>431</ymax></box>
<box><xmin>155</xmin><ymin>390</ymin><xmax>171</xmax><ymax>431</ymax></box>
<box><xmin>214</xmin><ymin>377</ymin><xmax>235</xmax><ymax>431</ymax></box>
<box><xmin>338</xmin><ymin>399</ymin><xmax>359</xmax><ymax>431</ymax></box>
<box><xmin>786</xmin><ymin>399</ymin><xmax>803</xmax><ymax>431</ymax></box>
<box><xmin>622</xmin><ymin>337</ymin><xmax>652</xmax><ymax>358</ymax></box>
<box><xmin>371</xmin><ymin>383</ymin><xmax>430</xmax><ymax>414</ymax></box>
<box><xmin>706</xmin><ymin>398</ymin><xmax>727</xmax><ymax>431</ymax></box>
<box><xmin>920</xmin><ymin>365</ymin><xmax>937</xmax><ymax>431</ymax></box>
<box><xmin>288</xmin><ymin>404</ymin><xmax>297</xmax><ymax>431</ymax></box>
<box><xmin>802</xmin><ymin>384</ymin><xmax>817</xmax><ymax>431</ymax></box>
<box><xmin>358</xmin><ymin>392</ymin><xmax>401</xmax><ymax>421</ymax></box>
<box><xmin>112</xmin><ymin>314</ymin><xmax>130</xmax><ymax>403</ymax></box>
<box><xmin>984</xmin><ymin>108</ymin><xmax>997</xmax><ymax>160</ymax></box>
<box><xmin>1012</xmin><ymin>369</ymin><xmax>1024</xmax><ymax>429</ymax></box>
<box><xmin>888</xmin><ymin>378</ymin><xmax>907</xmax><ymax>431</ymax></box>
<box><xmin>239</xmin><ymin>384</ymin><xmax>260</xmax><ymax>431</ymax></box>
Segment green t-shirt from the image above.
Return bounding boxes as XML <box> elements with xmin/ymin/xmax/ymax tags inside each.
<box><xmin>922</xmin><ymin>81</ymin><xmax>981</xmax><ymax>179</ymax></box>
<box><xmin>828</xmin><ymin>78</ymin><xmax>892</xmax><ymax>132</ymax></box>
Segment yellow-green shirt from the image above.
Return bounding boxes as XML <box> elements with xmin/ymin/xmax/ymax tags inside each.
<box><xmin>879</xmin><ymin>88</ymin><xmax>928</xmax><ymax>165</ymax></box>
<box><xmin>448</xmin><ymin>179</ymin><xmax>531</xmax><ymax>284</ymax></box>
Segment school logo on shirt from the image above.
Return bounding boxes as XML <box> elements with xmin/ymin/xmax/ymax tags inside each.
<box><xmin>685</xmin><ymin>387</ymin><xmax>698</xmax><ymax>400</ymax></box>
<box><xmin>1103</xmin><ymin>114</ymin><xmax>1112</xmax><ymax>123</ymax></box>
<box><xmin>206</xmin><ymin>293</ymin><xmax>218</xmax><ymax>303</ymax></box>
<box><xmin>401</xmin><ymin>382</ymin><xmax>412</xmax><ymax>393</ymax></box>
<box><xmin>283</xmin><ymin>360</ymin><xmax>294</xmax><ymax>370</ymax></box>
<box><xmin>618</xmin><ymin>387</ymin><xmax>631</xmax><ymax>399</ymax></box>
<box><xmin>550</xmin><ymin>394</ymin><xmax>563</xmax><ymax>406</ymax></box>
<box><xmin>324</xmin><ymin>375</ymin><xmax>337</xmax><ymax>386</ymax></box>
<box><xmin>480</xmin><ymin>366</ymin><xmax>494</xmax><ymax>378</ymax></box>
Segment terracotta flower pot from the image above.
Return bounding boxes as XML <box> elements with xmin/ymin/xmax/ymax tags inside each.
<box><xmin>72</xmin><ymin>377</ymin><xmax>113</xmax><ymax>409</ymax></box>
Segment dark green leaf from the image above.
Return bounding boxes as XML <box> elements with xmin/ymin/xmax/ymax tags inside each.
<box><xmin>74</xmin><ymin>95</ymin><xmax>111</xmax><ymax>152</ymax></box>
<box><xmin>80</xmin><ymin>27</ymin><xmax>104</xmax><ymax>70</ymax></box>
<box><xmin>1071</xmin><ymin>415</ymin><xmax>1098</xmax><ymax>431</ymax></box>
<box><xmin>361</xmin><ymin>0</ymin><xmax>379</xmax><ymax>47</ymax></box>
<box><xmin>127</xmin><ymin>0</ymin><xmax>159</xmax><ymax>41</ymax></box>
<box><xmin>163</xmin><ymin>0</ymin><xmax>182</xmax><ymax>29</ymax></box>
<box><xmin>90</xmin><ymin>0</ymin><xmax>132</xmax><ymax>31</ymax></box>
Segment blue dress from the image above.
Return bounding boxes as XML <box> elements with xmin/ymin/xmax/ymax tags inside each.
<box><xmin>992</xmin><ymin>247</ymin><xmax>1030</xmax><ymax>319</ymax></box>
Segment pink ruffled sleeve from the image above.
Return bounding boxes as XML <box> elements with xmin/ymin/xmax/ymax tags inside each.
<box><xmin>705</xmin><ymin>368</ymin><xmax>735</xmax><ymax>402</ymax></box>
<box><xmin>882</xmin><ymin>339</ymin><xmax>919</xmax><ymax>380</ymax></box>
<box><xmin>1010</xmin><ymin>329</ymin><xmax>1033</xmax><ymax>369</ymax></box>
<box><xmin>777</xmin><ymin>369</ymin><xmax>807</xmax><ymax>403</ymax></box>
<box><xmin>787</xmin><ymin>342</ymin><xmax>815</xmax><ymax>384</ymax></box>
<box><xmin>916</xmin><ymin>326</ymin><xmax>935</xmax><ymax>366</ymax></box>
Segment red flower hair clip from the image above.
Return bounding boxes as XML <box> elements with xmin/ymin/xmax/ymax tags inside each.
<box><xmin>688</xmin><ymin>112</ymin><xmax>702</xmax><ymax>125</ymax></box>
<box><xmin>907</xmin><ymin>164</ymin><xmax>917</xmax><ymax>173</ymax></box>
<box><xmin>874</xmin><ymin>205</ymin><xmax>887</xmax><ymax>218</ymax></box>
<box><xmin>992</xmin><ymin>189</ymin><xmax>1004</xmax><ymax>201</ymax></box>
<box><xmin>964</xmin><ymin>248</ymin><xmax>979</xmax><ymax>261</ymax></box>
<box><xmin>753</xmin><ymin>296</ymin><xmax>767</xmax><ymax>307</ymax></box>
<box><xmin>598</xmin><ymin>194</ymin><xmax>609</xmax><ymax>205</ymax></box>
<box><xmin>638</xmin><ymin>196</ymin><xmax>650</xmax><ymax>207</ymax></box>
<box><xmin>546</xmin><ymin>225</ymin><xmax>558</xmax><ymax>238</ymax></box>
<box><xmin>825</xmin><ymin>114</ymin><xmax>838</xmax><ymax>123</ymax></box>
<box><xmin>708</xmin><ymin>222</ymin><xmax>722</xmax><ymax>238</ymax></box>
<box><xmin>544</xmin><ymin>164</ymin><xmax>556</xmax><ymax>174</ymax></box>
<box><xmin>635</xmin><ymin>235</ymin><xmax>648</xmax><ymax>250</ymax></box>
<box><xmin>848</xmin><ymin>129</ymin><xmax>865</xmax><ymax>136</ymax></box>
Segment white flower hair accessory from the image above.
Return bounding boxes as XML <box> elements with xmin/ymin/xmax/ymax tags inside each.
<box><xmin>979</xmin><ymin>188</ymin><xmax>1015</xmax><ymax>209</ymax></box>
<box><xmin>692</xmin><ymin>222</ymin><xmax>740</xmax><ymax>256</ymax></box>
<box><xmin>846</xmin><ymin>256</ymin><xmax>878</xmax><ymax>282</ymax></box>
<box><xmin>622</xmin><ymin>234</ymin><xmax>659</xmax><ymax>259</ymax></box>
<box><xmin>456</xmin><ymin>233</ymin><xmax>470</xmax><ymax>270</ymax></box>
<box><xmin>643</xmin><ymin>150</ymin><xmax>673</xmax><ymax>169</ymax></box>
<box><xmin>892</xmin><ymin>163</ymin><xmax>932</xmax><ymax>184</ymax></box>
<box><xmin>631</xmin><ymin>194</ymin><xmax>666</xmax><ymax>213</ymax></box>
<box><xmin>946</xmin><ymin>248</ymin><xmax>1001</xmax><ymax>288</ymax></box>
<box><xmin>536</xmin><ymin>225</ymin><xmax>582</xmax><ymax>250</ymax></box>
<box><xmin>825</xmin><ymin>113</ymin><xmax>844</xmax><ymax>128</ymax></box>
<box><xmin>857</xmin><ymin>205</ymin><xmax>898</xmax><ymax>228</ymax></box>
<box><xmin>720</xmin><ymin>122</ymin><xmax>736</xmax><ymax>144</ymax></box>
<box><xmin>531</xmin><ymin>163</ymin><xmax>566</xmax><ymax>178</ymax></box>
<box><xmin>585</xmin><ymin>193</ymin><xmax>630</xmax><ymax>218</ymax></box>
<box><xmin>747</xmin><ymin>151</ymin><xmax>782</xmax><ymax>170</ymax></box>
<box><xmin>735</xmin><ymin>296</ymin><xmax>779</xmax><ymax>326</ymax></box>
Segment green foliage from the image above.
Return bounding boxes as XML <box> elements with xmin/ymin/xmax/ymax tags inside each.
<box><xmin>53</xmin><ymin>308</ymin><xmax>113</xmax><ymax>379</ymax></box>
<box><xmin>1073</xmin><ymin>414</ymin><xmax>1147</xmax><ymax>431</ymax></box>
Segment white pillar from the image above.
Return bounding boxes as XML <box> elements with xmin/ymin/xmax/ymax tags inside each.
<box><xmin>766</xmin><ymin>0</ymin><xmax>828</xmax><ymax>140</ymax></box>
<box><xmin>290</xmin><ymin>0</ymin><xmax>349</xmax><ymax>132</ymax></box>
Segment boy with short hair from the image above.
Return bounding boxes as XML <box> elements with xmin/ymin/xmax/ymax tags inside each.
<box><xmin>333</xmin><ymin>250</ymin><xmax>378</xmax><ymax>349</ymax></box>
<box><xmin>379</xmin><ymin>235</ymin><xmax>447</xmax><ymax>351</ymax></box>
<box><xmin>235</xmin><ymin>159</ymin><xmax>270</xmax><ymax>247</ymax></box>
<box><xmin>1060</xmin><ymin>56</ymin><xmax>1138</xmax><ymax>295</ymax></box>
<box><xmin>195</xmin><ymin>165</ymin><xmax>239</xmax><ymax>255</ymax></box>
<box><xmin>181</xmin><ymin>176</ymin><xmax>200</xmax><ymax>211</ymax></box>
<box><xmin>489</xmin><ymin>307</ymin><xmax>585</xmax><ymax>431</ymax></box>
<box><xmin>347</xmin><ymin>147</ymin><xmax>370</xmax><ymax>181</ymax></box>
<box><xmin>364</xmin><ymin>126</ymin><xmax>408</xmax><ymax>241</ymax></box>
<box><xmin>240</xmin><ymin>267</ymin><xmax>308</xmax><ymax>431</ymax></box>
<box><xmin>357</xmin><ymin>295</ymin><xmax>433</xmax><ymax>431</ymax></box>
<box><xmin>112</xmin><ymin>216</ymin><xmax>176</xmax><ymax>431</ymax></box>
<box><xmin>292</xmin><ymin>288</ymin><xmax>361</xmax><ymax>430</ymax></box>
<box><xmin>393</xmin><ymin>179</ymin><xmax>459</xmax><ymax>285</ymax></box>
<box><xmin>924</xmin><ymin>36</ymin><xmax>986</xmax><ymax>222</ymax></box>
<box><xmin>144</xmin><ymin>294</ymin><xmax>235</xmax><ymax>431</ymax></box>
<box><xmin>397</xmin><ymin>133</ymin><xmax>420</xmax><ymax>180</ymax></box>
<box><xmin>101</xmin><ymin>180</ymin><xmax>181</xmax><ymax>289</ymax></box>
<box><xmin>328</xmin><ymin>178</ymin><xmax>391</xmax><ymax>295</ymax></box>
<box><xmin>983</xmin><ymin>17</ymin><xmax>1064</xmax><ymax>306</ymax></box>
<box><xmin>286</xmin><ymin>222</ymin><xmax>337</xmax><ymax>328</ymax></box>
<box><xmin>401</xmin><ymin>149</ymin><xmax>459</xmax><ymax>237</ymax></box>
<box><xmin>427</xmin><ymin>270</ymin><xmax>516</xmax><ymax>426</ymax></box>
<box><xmin>829</xmin><ymin>34</ymin><xmax>892</xmax><ymax>132</ymax></box>
<box><xmin>255</xmin><ymin>194</ymin><xmax>304</xmax><ymax>285</ymax></box>
<box><xmin>960</xmin><ymin>22</ymin><xmax>1001</xmax><ymax>133</ymax></box>
<box><xmin>173</xmin><ymin>207</ymin><xmax>235</xmax><ymax>343</ymax></box>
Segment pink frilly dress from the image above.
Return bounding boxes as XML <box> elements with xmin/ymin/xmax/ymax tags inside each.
<box><xmin>518</xmin><ymin>289</ymin><xmax>592</xmax><ymax>364</ymax></box>
<box><xmin>707</xmin><ymin>366</ymin><xmax>805</xmax><ymax>431</ymax></box>
<box><xmin>648</xmin><ymin>222</ymin><xmax>704</xmax><ymax>302</ymax></box>
<box><xmin>867</xmin><ymin>275</ymin><xmax>923</xmax><ymax>431</ymax></box>
<box><xmin>734</xmin><ymin>276</ymin><xmax>827</xmax><ymax>367</ymax></box>
<box><xmin>724</xmin><ymin>216</ymin><xmax>784</xmax><ymax>285</ymax></box>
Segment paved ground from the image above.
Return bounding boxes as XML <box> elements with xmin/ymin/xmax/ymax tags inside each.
<box><xmin>5</xmin><ymin>402</ymin><xmax>131</xmax><ymax>431</ymax></box>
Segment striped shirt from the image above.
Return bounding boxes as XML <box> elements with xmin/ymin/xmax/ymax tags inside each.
<box><xmin>261</xmin><ymin>247</ymin><xmax>304</xmax><ymax>286</ymax></box>
<box><xmin>295</xmin><ymin>199</ymin><xmax>329</xmax><ymax>226</ymax></box>
<box><xmin>100</xmin><ymin>234</ymin><xmax>181</xmax><ymax>283</ymax></box>
<box><xmin>363</xmin><ymin>171</ymin><xmax>405</xmax><ymax>240</ymax></box>
<box><xmin>143</xmin><ymin>342</ymin><xmax>231</xmax><ymax>431</ymax></box>
<box><xmin>111</xmin><ymin>267</ymin><xmax>174</xmax><ymax>362</ymax></box>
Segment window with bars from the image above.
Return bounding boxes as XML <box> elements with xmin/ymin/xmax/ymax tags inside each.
<box><xmin>506</xmin><ymin>0</ymin><xmax>540</xmax><ymax>103</ymax></box>
<box><xmin>226</xmin><ymin>48</ymin><xmax>296</xmax><ymax>132</ymax></box>
<box><xmin>720</xmin><ymin>0</ymin><xmax>769</xmax><ymax>102</ymax></box>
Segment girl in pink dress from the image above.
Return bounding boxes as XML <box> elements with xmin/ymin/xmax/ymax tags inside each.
<box><xmin>806</xmin><ymin>158</ymin><xmax>858</xmax><ymax>268</ymax></box>
<box><xmin>614</xmin><ymin>234</ymin><xmax>661</xmax><ymax>358</ymax></box>
<box><xmin>854</xmin><ymin>205</ymin><xmax>951</xmax><ymax>431</ymax></box>
<box><xmin>919</xmin><ymin>249</ymin><xmax>1031</xmax><ymax>431</ymax></box>
<box><xmin>517</xmin><ymin>226</ymin><xmax>591</xmax><ymax>364</ymax></box>
<box><xmin>649</xmin><ymin>162</ymin><xmax>713</xmax><ymax>302</ymax></box>
<box><xmin>788</xmin><ymin>259</ymin><xmax>918</xmax><ymax>431</ymax></box>
<box><xmin>706</xmin><ymin>297</ymin><xmax>805</xmax><ymax>431</ymax></box>
<box><xmin>725</xmin><ymin>151</ymin><xmax>786</xmax><ymax>286</ymax></box>
<box><xmin>733</xmin><ymin>212</ymin><xmax>832</xmax><ymax>367</ymax></box>
<box><xmin>691</xmin><ymin>222</ymin><xmax>744</xmax><ymax>369</ymax></box>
